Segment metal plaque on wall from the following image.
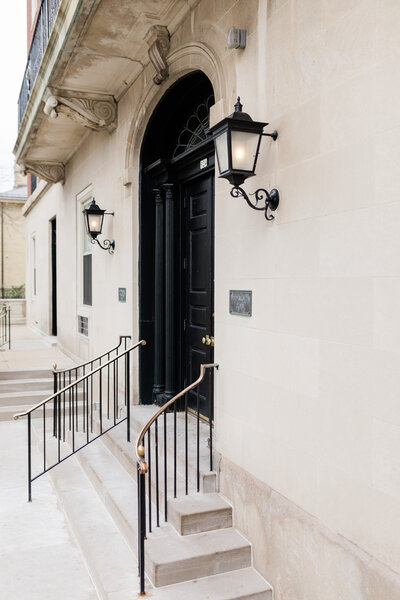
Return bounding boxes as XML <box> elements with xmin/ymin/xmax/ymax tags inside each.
<box><xmin>229</xmin><ymin>290</ymin><xmax>252</xmax><ymax>317</ymax></box>
<box><xmin>118</xmin><ymin>287</ymin><xmax>126</xmax><ymax>303</ymax></box>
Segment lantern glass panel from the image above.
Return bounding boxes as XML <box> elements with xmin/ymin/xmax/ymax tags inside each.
<box><xmin>231</xmin><ymin>130</ymin><xmax>260</xmax><ymax>172</ymax></box>
<box><xmin>215</xmin><ymin>131</ymin><xmax>229</xmax><ymax>174</ymax></box>
<box><xmin>87</xmin><ymin>213</ymin><xmax>104</xmax><ymax>235</ymax></box>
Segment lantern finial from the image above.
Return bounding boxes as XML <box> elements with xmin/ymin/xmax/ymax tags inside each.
<box><xmin>234</xmin><ymin>97</ymin><xmax>243</xmax><ymax>112</ymax></box>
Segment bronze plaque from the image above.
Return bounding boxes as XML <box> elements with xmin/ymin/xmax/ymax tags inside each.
<box><xmin>229</xmin><ymin>290</ymin><xmax>252</xmax><ymax>317</ymax></box>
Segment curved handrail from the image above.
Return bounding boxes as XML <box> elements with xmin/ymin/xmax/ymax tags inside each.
<box><xmin>53</xmin><ymin>335</ymin><xmax>132</xmax><ymax>374</ymax></box>
<box><xmin>14</xmin><ymin>340</ymin><xmax>146</xmax><ymax>420</ymax></box>
<box><xmin>135</xmin><ymin>362</ymin><xmax>218</xmax><ymax>472</ymax></box>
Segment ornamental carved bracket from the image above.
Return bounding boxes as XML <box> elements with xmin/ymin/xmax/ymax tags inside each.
<box><xmin>23</xmin><ymin>161</ymin><xmax>65</xmax><ymax>184</ymax></box>
<box><xmin>145</xmin><ymin>25</ymin><xmax>170</xmax><ymax>85</ymax></box>
<box><xmin>44</xmin><ymin>94</ymin><xmax>117</xmax><ymax>132</ymax></box>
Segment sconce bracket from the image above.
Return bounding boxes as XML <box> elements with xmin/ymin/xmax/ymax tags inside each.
<box><xmin>262</xmin><ymin>130</ymin><xmax>278</xmax><ymax>141</ymax></box>
<box><xmin>92</xmin><ymin>238</ymin><xmax>115</xmax><ymax>254</ymax></box>
<box><xmin>231</xmin><ymin>186</ymin><xmax>279</xmax><ymax>221</ymax></box>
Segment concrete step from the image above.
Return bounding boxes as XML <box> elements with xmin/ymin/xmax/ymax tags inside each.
<box><xmin>145</xmin><ymin>527</ymin><xmax>252</xmax><ymax>587</ymax></box>
<box><xmin>0</xmin><ymin>367</ymin><xmax>53</xmax><ymax>380</ymax></box>
<box><xmin>47</xmin><ymin>448</ymin><xmax>144</xmax><ymax>599</ymax></box>
<box><xmin>0</xmin><ymin>377</ymin><xmax>54</xmax><ymax>393</ymax></box>
<box><xmin>168</xmin><ymin>492</ymin><xmax>232</xmax><ymax>535</ymax></box>
<box><xmin>149</xmin><ymin>568</ymin><xmax>272</xmax><ymax>600</ymax></box>
<box><xmin>0</xmin><ymin>389</ymin><xmax>53</xmax><ymax>407</ymax></box>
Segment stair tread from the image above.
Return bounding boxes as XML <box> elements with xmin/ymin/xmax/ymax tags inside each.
<box><xmin>0</xmin><ymin>377</ymin><xmax>54</xmax><ymax>385</ymax></box>
<box><xmin>45</xmin><ymin>448</ymin><xmax>142</xmax><ymax>597</ymax></box>
<box><xmin>0</xmin><ymin>389</ymin><xmax>53</xmax><ymax>398</ymax></box>
<box><xmin>169</xmin><ymin>492</ymin><xmax>231</xmax><ymax>516</ymax></box>
<box><xmin>146</xmin><ymin>527</ymin><xmax>250</xmax><ymax>564</ymax></box>
<box><xmin>151</xmin><ymin>568</ymin><xmax>272</xmax><ymax>600</ymax></box>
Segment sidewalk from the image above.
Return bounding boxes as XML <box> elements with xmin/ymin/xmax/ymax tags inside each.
<box><xmin>0</xmin><ymin>326</ymin><xmax>98</xmax><ymax>598</ymax></box>
<box><xmin>0</xmin><ymin>325</ymin><xmax>76</xmax><ymax>371</ymax></box>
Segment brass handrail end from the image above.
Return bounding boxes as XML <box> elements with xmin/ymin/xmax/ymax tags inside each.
<box><xmin>13</xmin><ymin>414</ymin><xmax>19</xmax><ymax>421</ymax></box>
<box><xmin>52</xmin><ymin>363</ymin><xmax>57</xmax><ymax>371</ymax></box>
<box><xmin>141</xmin><ymin>340</ymin><xmax>147</xmax><ymax>346</ymax></box>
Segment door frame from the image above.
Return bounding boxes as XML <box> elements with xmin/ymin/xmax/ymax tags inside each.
<box><xmin>139</xmin><ymin>138</ymin><xmax>215</xmax><ymax>410</ymax></box>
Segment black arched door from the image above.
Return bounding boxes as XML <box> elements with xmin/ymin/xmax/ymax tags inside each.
<box><xmin>139</xmin><ymin>73</ymin><xmax>215</xmax><ymax>419</ymax></box>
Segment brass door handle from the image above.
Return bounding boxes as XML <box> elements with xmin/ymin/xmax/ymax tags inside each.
<box><xmin>202</xmin><ymin>335</ymin><xmax>211</xmax><ymax>346</ymax></box>
<box><xmin>210</xmin><ymin>336</ymin><xmax>214</xmax><ymax>347</ymax></box>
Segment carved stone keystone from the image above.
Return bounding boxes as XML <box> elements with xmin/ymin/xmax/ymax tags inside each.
<box><xmin>44</xmin><ymin>94</ymin><xmax>117</xmax><ymax>132</ymax></box>
<box><xmin>23</xmin><ymin>161</ymin><xmax>65</xmax><ymax>184</ymax></box>
<box><xmin>145</xmin><ymin>25</ymin><xmax>170</xmax><ymax>85</ymax></box>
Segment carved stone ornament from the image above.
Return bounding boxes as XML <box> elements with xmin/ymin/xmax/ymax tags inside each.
<box><xmin>145</xmin><ymin>25</ymin><xmax>171</xmax><ymax>85</ymax></box>
<box><xmin>44</xmin><ymin>95</ymin><xmax>117</xmax><ymax>132</ymax></box>
<box><xmin>23</xmin><ymin>161</ymin><xmax>65</xmax><ymax>184</ymax></box>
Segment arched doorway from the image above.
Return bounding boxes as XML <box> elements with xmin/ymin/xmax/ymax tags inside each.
<box><xmin>139</xmin><ymin>71</ymin><xmax>215</xmax><ymax>418</ymax></box>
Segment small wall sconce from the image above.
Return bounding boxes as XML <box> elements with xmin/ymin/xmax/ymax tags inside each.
<box><xmin>83</xmin><ymin>199</ymin><xmax>115</xmax><ymax>253</ymax></box>
<box><xmin>209</xmin><ymin>97</ymin><xmax>279</xmax><ymax>221</ymax></box>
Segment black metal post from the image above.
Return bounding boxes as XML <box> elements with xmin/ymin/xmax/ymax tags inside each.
<box><xmin>28</xmin><ymin>413</ymin><xmax>32</xmax><ymax>502</ymax></box>
<box><xmin>7</xmin><ymin>306</ymin><xmax>10</xmax><ymax>349</ymax></box>
<box><xmin>126</xmin><ymin>351</ymin><xmax>130</xmax><ymax>442</ymax></box>
<box><xmin>139</xmin><ymin>469</ymin><xmax>146</xmax><ymax>596</ymax></box>
<box><xmin>53</xmin><ymin>369</ymin><xmax>57</xmax><ymax>437</ymax></box>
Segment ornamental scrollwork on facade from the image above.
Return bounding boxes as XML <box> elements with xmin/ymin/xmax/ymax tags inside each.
<box><xmin>44</xmin><ymin>94</ymin><xmax>117</xmax><ymax>132</ymax></box>
<box><xmin>22</xmin><ymin>161</ymin><xmax>65</xmax><ymax>184</ymax></box>
<box><xmin>145</xmin><ymin>25</ymin><xmax>171</xmax><ymax>85</ymax></box>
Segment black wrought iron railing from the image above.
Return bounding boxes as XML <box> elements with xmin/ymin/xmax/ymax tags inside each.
<box><xmin>14</xmin><ymin>338</ymin><xmax>146</xmax><ymax>501</ymax></box>
<box><xmin>0</xmin><ymin>305</ymin><xmax>11</xmax><ymax>349</ymax></box>
<box><xmin>18</xmin><ymin>0</ymin><xmax>61</xmax><ymax>126</ymax></box>
<box><xmin>135</xmin><ymin>363</ymin><xmax>219</xmax><ymax>596</ymax></box>
<box><xmin>52</xmin><ymin>335</ymin><xmax>132</xmax><ymax>438</ymax></box>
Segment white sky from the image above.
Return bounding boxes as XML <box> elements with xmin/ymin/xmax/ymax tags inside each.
<box><xmin>0</xmin><ymin>1</ymin><xmax>27</xmax><ymax>192</ymax></box>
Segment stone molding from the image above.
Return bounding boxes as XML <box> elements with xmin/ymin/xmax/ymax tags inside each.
<box><xmin>44</xmin><ymin>94</ymin><xmax>117</xmax><ymax>132</ymax></box>
<box><xmin>23</xmin><ymin>161</ymin><xmax>65</xmax><ymax>184</ymax></box>
<box><xmin>145</xmin><ymin>25</ymin><xmax>171</xmax><ymax>85</ymax></box>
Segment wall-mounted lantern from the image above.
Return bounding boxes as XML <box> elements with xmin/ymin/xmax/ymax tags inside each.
<box><xmin>83</xmin><ymin>199</ymin><xmax>115</xmax><ymax>253</ymax></box>
<box><xmin>209</xmin><ymin>97</ymin><xmax>279</xmax><ymax>221</ymax></box>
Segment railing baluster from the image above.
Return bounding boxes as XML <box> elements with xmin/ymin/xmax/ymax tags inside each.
<box><xmin>116</xmin><ymin>350</ymin><xmax>119</xmax><ymax>419</ymax></box>
<box><xmin>147</xmin><ymin>429</ymin><xmax>152</xmax><ymax>533</ymax></box>
<box><xmin>57</xmin><ymin>395</ymin><xmax>61</xmax><ymax>462</ymax></box>
<box><xmin>72</xmin><ymin>382</ymin><xmax>75</xmax><ymax>452</ymax></box>
<box><xmin>126</xmin><ymin>351</ymin><xmax>130</xmax><ymax>442</ymax></box>
<box><xmin>63</xmin><ymin>372</ymin><xmax>66</xmax><ymax>442</ymax></box>
<box><xmin>68</xmin><ymin>371</ymin><xmax>72</xmax><ymax>431</ymax></box>
<box><xmin>113</xmin><ymin>359</ymin><xmax>117</xmax><ymax>425</ymax></box>
<box><xmin>28</xmin><ymin>413</ymin><xmax>32</xmax><ymax>502</ymax></box>
<box><xmin>82</xmin><ymin>366</ymin><xmax>86</xmax><ymax>433</ymax></box>
<box><xmin>155</xmin><ymin>417</ymin><xmax>160</xmax><ymax>527</ymax></box>
<box><xmin>53</xmin><ymin>369</ymin><xmax>57</xmax><ymax>437</ymax></box>
<box><xmin>43</xmin><ymin>404</ymin><xmax>46</xmax><ymax>473</ymax></box>
<box><xmin>75</xmin><ymin>368</ymin><xmax>78</xmax><ymax>432</ymax></box>
<box><xmin>90</xmin><ymin>362</ymin><xmax>93</xmax><ymax>434</ymax></box>
<box><xmin>99</xmin><ymin>364</ymin><xmax>103</xmax><ymax>435</ymax></box>
<box><xmin>107</xmin><ymin>353</ymin><xmax>110</xmax><ymax>420</ymax></box>
<box><xmin>164</xmin><ymin>410</ymin><xmax>167</xmax><ymax>521</ymax></box>
<box><xmin>185</xmin><ymin>392</ymin><xmax>188</xmax><ymax>495</ymax></box>
<box><xmin>174</xmin><ymin>399</ymin><xmax>177</xmax><ymax>498</ymax></box>
<box><xmin>86</xmin><ymin>375</ymin><xmax>89</xmax><ymax>444</ymax></box>
<box><xmin>209</xmin><ymin>368</ymin><xmax>213</xmax><ymax>472</ymax></box>
<box><xmin>197</xmin><ymin>386</ymin><xmax>200</xmax><ymax>492</ymax></box>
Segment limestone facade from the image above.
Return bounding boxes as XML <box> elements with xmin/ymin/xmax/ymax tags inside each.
<box><xmin>17</xmin><ymin>1</ymin><xmax>400</xmax><ymax>598</ymax></box>
<box><xmin>0</xmin><ymin>187</ymin><xmax>27</xmax><ymax>296</ymax></box>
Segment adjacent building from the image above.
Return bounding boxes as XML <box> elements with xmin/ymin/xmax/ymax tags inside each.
<box><xmin>13</xmin><ymin>1</ymin><xmax>400</xmax><ymax>599</ymax></box>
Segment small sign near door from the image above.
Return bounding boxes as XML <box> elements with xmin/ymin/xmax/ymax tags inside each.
<box><xmin>229</xmin><ymin>290</ymin><xmax>252</xmax><ymax>316</ymax></box>
<box><xmin>118</xmin><ymin>287</ymin><xmax>126</xmax><ymax>303</ymax></box>
<box><xmin>200</xmin><ymin>158</ymin><xmax>208</xmax><ymax>170</ymax></box>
